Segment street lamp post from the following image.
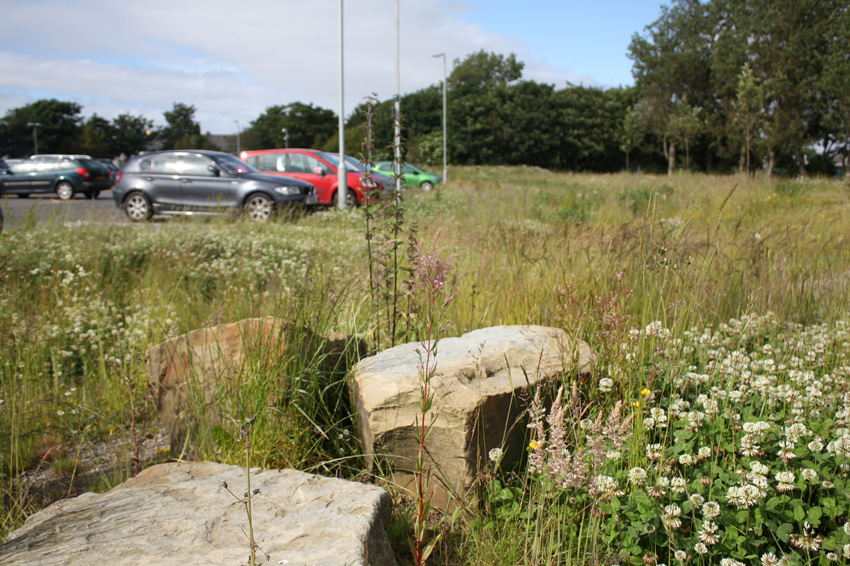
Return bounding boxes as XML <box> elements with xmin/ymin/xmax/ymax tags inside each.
<box><xmin>27</xmin><ymin>122</ymin><xmax>41</xmax><ymax>155</ymax></box>
<box><xmin>233</xmin><ymin>120</ymin><xmax>241</xmax><ymax>155</ymax></box>
<box><xmin>281</xmin><ymin>128</ymin><xmax>289</xmax><ymax>149</ymax></box>
<box><xmin>393</xmin><ymin>0</ymin><xmax>402</xmax><ymax>196</ymax></box>
<box><xmin>338</xmin><ymin>0</ymin><xmax>347</xmax><ymax>210</ymax></box>
<box><xmin>432</xmin><ymin>53</ymin><xmax>447</xmax><ymax>184</ymax></box>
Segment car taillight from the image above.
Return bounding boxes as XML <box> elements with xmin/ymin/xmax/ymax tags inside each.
<box><xmin>76</xmin><ymin>167</ymin><xmax>91</xmax><ymax>180</ymax></box>
<box><xmin>116</xmin><ymin>171</ymin><xmax>123</xmax><ymax>183</ymax></box>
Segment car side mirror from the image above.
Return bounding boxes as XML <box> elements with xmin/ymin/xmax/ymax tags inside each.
<box><xmin>207</xmin><ymin>165</ymin><xmax>220</xmax><ymax>176</ymax></box>
<box><xmin>313</xmin><ymin>166</ymin><xmax>325</xmax><ymax>177</ymax></box>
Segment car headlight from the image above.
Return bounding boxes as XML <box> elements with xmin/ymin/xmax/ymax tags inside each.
<box><xmin>362</xmin><ymin>178</ymin><xmax>378</xmax><ymax>189</ymax></box>
<box><xmin>274</xmin><ymin>186</ymin><xmax>301</xmax><ymax>196</ymax></box>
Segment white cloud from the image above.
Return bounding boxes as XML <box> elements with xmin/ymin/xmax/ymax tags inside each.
<box><xmin>0</xmin><ymin>0</ymin><xmax>603</xmax><ymax>133</ymax></box>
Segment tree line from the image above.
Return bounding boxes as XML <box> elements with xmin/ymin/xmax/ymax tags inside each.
<box><xmin>2</xmin><ymin>0</ymin><xmax>847</xmax><ymax>176</ymax></box>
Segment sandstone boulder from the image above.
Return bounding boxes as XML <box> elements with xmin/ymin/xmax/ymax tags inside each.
<box><xmin>146</xmin><ymin>317</ymin><xmax>365</xmax><ymax>451</ymax></box>
<box><xmin>352</xmin><ymin>325</ymin><xmax>591</xmax><ymax>501</ymax></box>
<box><xmin>0</xmin><ymin>461</ymin><xmax>396</xmax><ymax>566</ymax></box>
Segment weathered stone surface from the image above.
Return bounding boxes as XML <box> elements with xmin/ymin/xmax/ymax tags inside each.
<box><xmin>146</xmin><ymin>317</ymin><xmax>365</xmax><ymax>451</ymax></box>
<box><xmin>352</xmin><ymin>325</ymin><xmax>591</xmax><ymax>500</ymax></box>
<box><xmin>0</xmin><ymin>461</ymin><xmax>396</xmax><ymax>566</ymax></box>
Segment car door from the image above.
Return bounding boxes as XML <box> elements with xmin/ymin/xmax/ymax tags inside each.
<box><xmin>143</xmin><ymin>153</ymin><xmax>185</xmax><ymax>210</ymax></box>
<box><xmin>29</xmin><ymin>157</ymin><xmax>60</xmax><ymax>192</ymax></box>
<box><xmin>178</xmin><ymin>153</ymin><xmax>241</xmax><ymax>211</ymax></box>
<box><xmin>283</xmin><ymin>152</ymin><xmax>335</xmax><ymax>204</ymax></box>
<box><xmin>0</xmin><ymin>160</ymin><xmax>34</xmax><ymax>194</ymax></box>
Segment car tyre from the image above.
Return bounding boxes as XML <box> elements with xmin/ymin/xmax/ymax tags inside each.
<box><xmin>346</xmin><ymin>189</ymin><xmax>358</xmax><ymax>208</ymax></box>
<box><xmin>17</xmin><ymin>193</ymin><xmax>29</xmax><ymax>198</ymax></box>
<box><xmin>420</xmin><ymin>181</ymin><xmax>434</xmax><ymax>192</ymax></box>
<box><xmin>124</xmin><ymin>191</ymin><xmax>153</xmax><ymax>222</ymax></box>
<box><xmin>56</xmin><ymin>181</ymin><xmax>75</xmax><ymax>200</ymax></box>
<box><xmin>244</xmin><ymin>193</ymin><xmax>274</xmax><ymax>221</ymax></box>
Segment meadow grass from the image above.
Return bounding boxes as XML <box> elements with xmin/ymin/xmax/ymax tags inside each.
<box><xmin>2</xmin><ymin>168</ymin><xmax>850</xmax><ymax>564</ymax></box>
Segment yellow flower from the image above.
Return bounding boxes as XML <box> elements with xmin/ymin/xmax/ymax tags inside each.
<box><xmin>641</xmin><ymin>388</ymin><xmax>651</xmax><ymax>396</ymax></box>
<box><xmin>632</xmin><ymin>401</ymin><xmax>640</xmax><ymax>407</ymax></box>
<box><xmin>528</xmin><ymin>440</ymin><xmax>539</xmax><ymax>450</ymax></box>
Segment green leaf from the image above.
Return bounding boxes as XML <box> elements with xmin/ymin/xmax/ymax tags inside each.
<box><xmin>777</xmin><ymin>523</ymin><xmax>794</xmax><ymax>543</ymax></box>
<box><xmin>735</xmin><ymin>510</ymin><xmax>750</xmax><ymax>523</ymax></box>
<box><xmin>807</xmin><ymin>506</ymin><xmax>822</xmax><ymax>528</ymax></box>
<box><xmin>793</xmin><ymin>504</ymin><xmax>806</xmax><ymax>522</ymax></box>
<box><xmin>766</xmin><ymin>497</ymin><xmax>782</xmax><ymax>510</ymax></box>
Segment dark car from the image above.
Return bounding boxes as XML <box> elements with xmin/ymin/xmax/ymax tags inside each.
<box><xmin>0</xmin><ymin>154</ymin><xmax>112</xmax><ymax>199</ymax></box>
<box><xmin>112</xmin><ymin>150</ymin><xmax>318</xmax><ymax>222</ymax></box>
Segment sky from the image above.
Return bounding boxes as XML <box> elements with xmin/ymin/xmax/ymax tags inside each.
<box><xmin>0</xmin><ymin>0</ymin><xmax>668</xmax><ymax>135</ymax></box>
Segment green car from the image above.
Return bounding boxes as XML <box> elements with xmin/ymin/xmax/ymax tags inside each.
<box><xmin>373</xmin><ymin>162</ymin><xmax>442</xmax><ymax>191</ymax></box>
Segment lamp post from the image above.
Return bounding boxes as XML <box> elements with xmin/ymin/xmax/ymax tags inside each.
<box><xmin>393</xmin><ymin>0</ymin><xmax>402</xmax><ymax>196</ymax></box>
<box><xmin>233</xmin><ymin>120</ymin><xmax>241</xmax><ymax>155</ymax></box>
<box><xmin>432</xmin><ymin>53</ymin><xmax>447</xmax><ymax>184</ymax></box>
<box><xmin>281</xmin><ymin>128</ymin><xmax>289</xmax><ymax>149</ymax></box>
<box><xmin>27</xmin><ymin>122</ymin><xmax>41</xmax><ymax>155</ymax></box>
<box><xmin>337</xmin><ymin>0</ymin><xmax>347</xmax><ymax>210</ymax></box>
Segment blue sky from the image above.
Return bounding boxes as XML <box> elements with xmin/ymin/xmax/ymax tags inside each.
<box><xmin>0</xmin><ymin>0</ymin><xmax>669</xmax><ymax>134</ymax></box>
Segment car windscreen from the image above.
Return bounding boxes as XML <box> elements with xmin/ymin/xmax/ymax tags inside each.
<box><xmin>212</xmin><ymin>154</ymin><xmax>260</xmax><ymax>175</ymax></box>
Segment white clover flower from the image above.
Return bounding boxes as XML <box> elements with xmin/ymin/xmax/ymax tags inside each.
<box><xmin>644</xmin><ymin>417</ymin><xmax>657</xmax><ymax>429</ymax></box>
<box><xmin>698</xmin><ymin>446</ymin><xmax>712</xmax><ymax>459</ymax></box>
<box><xmin>606</xmin><ymin>450</ymin><xmax>622</xmax><ymax>461</ymax></box>
<box><xmin>488</xmin><ymin>448</ymin><xmax>503</xmax><ymax>464</ymax></box>
<box><xmin>689</xmin><ymin>493</ymin><xmax>705</xmax><ymax>507</ymax></box>
<box><xmin>844</xmin><ymin>544</ymin><xmax>850</xmax><ymax>560</ymax></box>
<box><xmin>720</xmin><ymin>559</ymin><xmax>744</xmax><ymax>566</ymax></box>
<box><xmin>598</xmin><ymin>377</ymin><xmax>614</xmax><ymax>392</ymax></box>
<box><xmin>628</xmin><ymin>467</ymin><xmax>647</xmax><ymax>485</ymax></box>
<box><xmin>808</xmin><ymin>439</ymin><xmax>824</xmax><ymax>453</ymax></box>
<box><xmin>661</xmin><ymin>503</ymin><xmax>682</xmax><ymax>529</ymax></box>
<box><xmin>844</xmin><ymin>522</ymin><xmax>850</xmax><ymax>537</ymax></box>
<box><xmin>579</xmin><ymin>419</ymin><xmax>594</xmax><ymax>431</ymax></box>
<box><xmin>674</xmin><ymin>550</ymin><xmax>687</xmax><ymax>561</ymax></box>
<box><xmin>761</xmin><ymin>553</ymin><xmax>780</xmax><ymax>566</ymax></box>
<box><xmin>775</xmin><ymin>471</ymin><xmax>795</xmax><ymax>493</ymax></box>
<box><xmin>827</xmin><ymin>552</ymin><xmax>838</xmax><ymax>561</ymax></box>
<box><xmin>694</xmin><ymin>543</ymin><xmax>708</xmax><ymax>555</ymax></box>
<box><xmin>646</xmin><ymin>443</ymin><xmax>663</xmax><ymax>460</ymax></box>
<box><xmin>679</xmin><ymin>453</ymin><xmax>694</xmax><ymax>466</ymax></box>
<box><xmin>750</xmin><ymin>461</ymin><xmax>769</xmax><ymax>476</ymax></box>
<box><xmin>657</xmin><ymin>476</ymin><xmax>671</xmax><ymax>488</ymax></box>
<box><xmin>801</xmin><ymin>468</ymin><xmax>817</xmax><ymax>481</ymax></box>
<box><xmin>671</xmin><ymin>477</ymin><xmax>687</xmax><ymax>494</ymax></box>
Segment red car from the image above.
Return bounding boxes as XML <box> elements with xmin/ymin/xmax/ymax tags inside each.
<box><xmin>240</xmin><ymin>148</ymin><xmax>382</xmax><ymax>207</ymax></box>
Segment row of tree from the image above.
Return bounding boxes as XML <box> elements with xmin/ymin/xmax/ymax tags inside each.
<box><xmin>1</xmin><ymin>0</ymin><xmax>847</xmax><ymax>176</ymax></box>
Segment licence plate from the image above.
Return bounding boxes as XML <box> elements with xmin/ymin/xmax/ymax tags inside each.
<box><xmin>306</xmin><ymin>195</ymin><xmax>318</xmax><ymax>205</ymax></box>
<box><xmin>96</xmin><ymin>175</ymin><xmax>106</xmax><ymax>181</ymax></box>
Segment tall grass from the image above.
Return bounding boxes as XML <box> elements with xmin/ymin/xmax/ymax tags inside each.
<box><xmin>2</xmin><ymin>170</ymin><xmax>850</xmax><ymax>563</ymax></box>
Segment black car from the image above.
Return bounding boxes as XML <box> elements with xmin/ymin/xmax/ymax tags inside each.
<box><xmin>112</xmin><ymin>150</ymin><xmax>318</xmax><ymax>222</ymax></box>
<box><xmin>0</xmin><ymin>155</ymin><xmax>112</xmax><ymax>199</ymax></box>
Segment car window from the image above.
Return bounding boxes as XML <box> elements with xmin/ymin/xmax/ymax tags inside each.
<box><xmin>289</xmin><ymin>153</ymin><xmax>328</xmax><ymax>174</ymax></box>
<box><xmin>34</xmin><ymin>156</ymin><xmax>59</xmax><ymax>171</ymax></box>
<box><xmin>255</xmin><ymin>154</ymin><xmax>286</xmax><ymax>172</ymax></box>
<box><xmin>150</xmin><ymin>154</ymin><xmax>181</xmax><ymax>174</ymax></box>
<box><xmin>57</xmin><ymin>159</ymin><xmax>76</xmax><ymax>170</ymax></box>
<box><xmin>212</xmin><ymin>154</ymin><xmax>258</xmax><ymax>175</ymax></box>
<box><xmin>401</xmin><ymin>165</ymin><xmax>416</xmax><ymax>175</ymax></box>
<box><xmin>180</xmin><ymin>154</ymin><xmax>214</xmax><ymax>176</ymax></box>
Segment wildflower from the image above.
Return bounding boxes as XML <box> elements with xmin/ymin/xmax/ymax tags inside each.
<box><xmin>661</xmin><ymin>504</ymin><xmax>682</xmax><ymax>529</ymax></box>
<box><xmin>699</xmin><ymin>521</ymin><xmax>720</xmax><ymax>544</ymax></box>
<box><xmin>827</xmin><ymin>553</ymin><xmax>838</xmax><ymax>561</ymax></box>
<box><xmin>689</xmin><ymin>493</ymin><xmax>705</xmax><ymax>507</ymax></box>
<box><xmin>671</xmin><ymin>477</ymin><xmax>687</xmax><ymax>494</ymax></box>
<box><xmin>720</xmin><ymin>558</ymin><xmax>744</xmax><ymax>566</ymax></box>
<box><xmin>632</xmin><ymin>401</ymin><xmax>640</xmax><ymax>408</ymax></box>
<box><xmin>579</xmin><ymin>419</ymin><xmax>593</xmax><ymax>431</ymax></box>
<box><xmin>646</xmin><ymin>443</ymin><xmax>663</xmax><ymax>460</ymax></box>
<box><xmin>674</xmin><ymin>550</ymin><xmax>686</xmax><ymax>562</ymax></box>
<box><xmin>57</xmin><ymin>410</ymin><xmax>64</xmax><ymax>416</ymax></box>
<box><xmin>808</xmin><ymin>439</ymin><xmax>824</xmax><ymax>453</ymax></box>
<box><xmin>726</xmin><ymin>484</ymin><xmax>760</xmax><ymax>508</ymax></box>
<box><xmin>598</xmin><ymin>377</ymin><xmax>614</xmax><ymax>392</ymax></box>
<box><xmin>678</xmin><ymin>453</ymin><xmax>694</xmax><ymax>466</ymax></box>
<box><xmin>701</xmin><ymin>501</ymin><xmax>721</xmax><ymax>519</ymax></box>
<box><xmin>528</xmin><ymin>440</ymin><xmax>539</xmax><ymax>451</ymax></box>
<box><xmin>801</xmin><ymin>468</ymin><xmax>817</xmax><ymax>481</ymax></box>
<box><xmin>641</xmin><ymin>388</ymin><xmax>651</xmax><ymax>396</ymax></box>
<box><xmin>628</xmin><ymin>467</ymin><xmax>647</xmax><ymax>486</ymax></box>
<box><xmin>488</xmin><ymin>448</ymin><xmax>503</xmax><ymax>465</ymax></box>
<box><xmin>777</xmin><ymin>440</ymin><xmax>796</xmax><ymax>461</ymax></box>
<box><xmin>790</xmin><ymin>523</ymin><xmax>822</xmax><ymax>551</ymax></box>
<box><xmin>844</xmin><ymin>521</ymin><xmax>850</xmax><ymax>537</ymax></box>
<box><xmin>843</xmin><ymin>544</ymin><xmax>850</xmax><ymax>560</ymax></box>
<box><xmin>593</xmin><ymin>475</ymin><xmax>624</xmax><ymax>500</ymax></box>
<box><xmin>698</xmin><ymin>446</ymin><xmax>712</xmax><ymax>459</ymax></box>
<box><xmin>761</xmin><ymin>553</ymin><xmax>780</xmax><ymax>566</ymax></box>
<box><xmin>823</xmin><ymin>480</ymin><xmax>835</xmax><ymax>489</ymax></box>
<box><xmin>775</xmin><ymin>471</ymin><xmax>795</xmax><ymax>493</ymax></box>
<box><xmin>694</xmin><ymin>543</ymin><xmax>708</xmax><ymax>555</ymax></box>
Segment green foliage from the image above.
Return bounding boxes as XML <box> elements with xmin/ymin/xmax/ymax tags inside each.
<box><xmin>247</xmin><ymin>101</ymin><xmax>337</xmax><ymax>151</ymax></box>
<box><xmin>160</xmin><ymin>102</ymin><xmax>214</xmax><ymax>150</ymax></box>
<box><xmin>0</xmin><ymin>98</ymin><xmax>83</xmax><ymax>157</ymax></box>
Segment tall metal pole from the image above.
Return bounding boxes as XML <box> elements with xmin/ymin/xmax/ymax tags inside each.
<box><xmin>233</xmin><ymin>120</ymin><xmax>241</xmax><ymax>155</ymax></box>
<box><xmin>432</xmin><ymin>53</ymin><xmax>447</xmax><ymax>183</ymax></box>
<box><xmin>338</xmin><ymin>0</ymin><xmax>347</xmax><ymax>210</ymax></box>
<box><xmin>281</xmin><ymin>128</ymin><xmax>289</xmax><ymax>149</ymax></box>
<box><xmin>27</xmin><ymin>122</ymin><xmax>41</xmax><ymax>155</ymax></box>
<box><xmin>393</xmin><ymin>0</ymin><xmax>402</xmax><ymax>196</ymax></box>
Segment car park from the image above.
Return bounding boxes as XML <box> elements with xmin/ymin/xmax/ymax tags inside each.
<box><xmin>0</xmin><ymin>154</ymin><xmax>112</xmax><ymax>199</ymax></box>
<box><xmin>373</xmin><ymin>161</ymin><xmax>442</xmax><ymax>191</ymax></box>
<box><xmin>240</xmin><ymin>148</ymin><xmax>384</xmax><ymax>207</ymax></box>
<box><xmin>112</xmin><ymin>149</ymin><xmax>317</xmax><ymax>222</ymax></box>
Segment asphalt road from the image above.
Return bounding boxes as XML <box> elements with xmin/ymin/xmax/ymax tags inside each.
<box><xmin>2</xmin><ymin>190</ymin><xmax>125</xmax><ymax>230</ymax></box>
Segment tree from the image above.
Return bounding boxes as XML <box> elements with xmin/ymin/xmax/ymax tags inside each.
<box><xmin>619</xmin><ymin>106</ymin><xmax>645</xmax><ymax>172</ymax></box>
<box><xmin>110</xmin><ymin>112</ymin><xmax>157</xmax><ymax>159</ymax></box>
<box><xmin>160</xmin><ymin>102</ymin><xmax>211</xmax><ymax>150</ymax></box>
<box><xmin>0</xmin><ymin>99</ymin><xmax>83</xmax><ymax>157</ymax></box>
<box><xmin>820</xmin><ymin>5</ymin><xmax>850</xmax><ymax>179</ymax></box>
<box><xmin>247</xmin><ymin>102</ymin><xmax>337</xmax><ymax>151</ymax></box>
<box><xmin>448</xmin><ymin>50</ymin><xmax>524</xmax><ymax>95</ymax></box>
<box><xmin>79</xmin><ymin>114</ymin><xmax>113</xmax><ymax>158</ymax></box>
<box><xmin>730</xmin><ymin>63</ymin><xmax>765</xmax><ymax>173</ymax></box>
<box><xmin>667</xmin><ymin>97</ymin><xmax>703</xmax><ymax>171</ymax></box>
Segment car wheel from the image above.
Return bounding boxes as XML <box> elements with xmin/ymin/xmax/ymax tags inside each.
<box><xmin>17</xmin><ymin>193</ymin><xmax>29</xmax><ymax>198</ymax></box>
<box><xmin>56</xmin><ymin>181</ymin><xmax>75</xmax><ymax>200</ymax></box>
<box><xmin>346</xmin><ymin>189</ymin><xmax>359</xmax><ymax>208</ymax></box>
<box><xmin>124</xmin><ymin>191</ymin><xmax>153</xmax><ymax>222</ymax></box>
<box><xmin>244</xmin><ymin>193</ymin><xmax>274</xmax><ymax>221</ymax></box>
<box><xmin>420</xmin><ymin>181</ymin><xmax>434</xmax><ymax>192</ymax></box>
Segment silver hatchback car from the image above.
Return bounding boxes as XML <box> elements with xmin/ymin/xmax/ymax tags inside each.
<box><xmin>112</xmin><ymin>150</ymin><xmax>317</xmax><ymax>222</ymax></box>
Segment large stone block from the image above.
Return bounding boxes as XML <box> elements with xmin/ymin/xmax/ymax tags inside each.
<box><xmin>146</xmin><ymin>317</ymin><xmax>365</xmax><ymax>451</ymax></box>
<box><xmin>352</xmin><ymin>325</ymin><xmax>591</xmax><ymax>500</ymax></box>
<box><xmin>0</xmin><ymin>462</ymin><xmax>396</xmax><ymax>566</ymax></box>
